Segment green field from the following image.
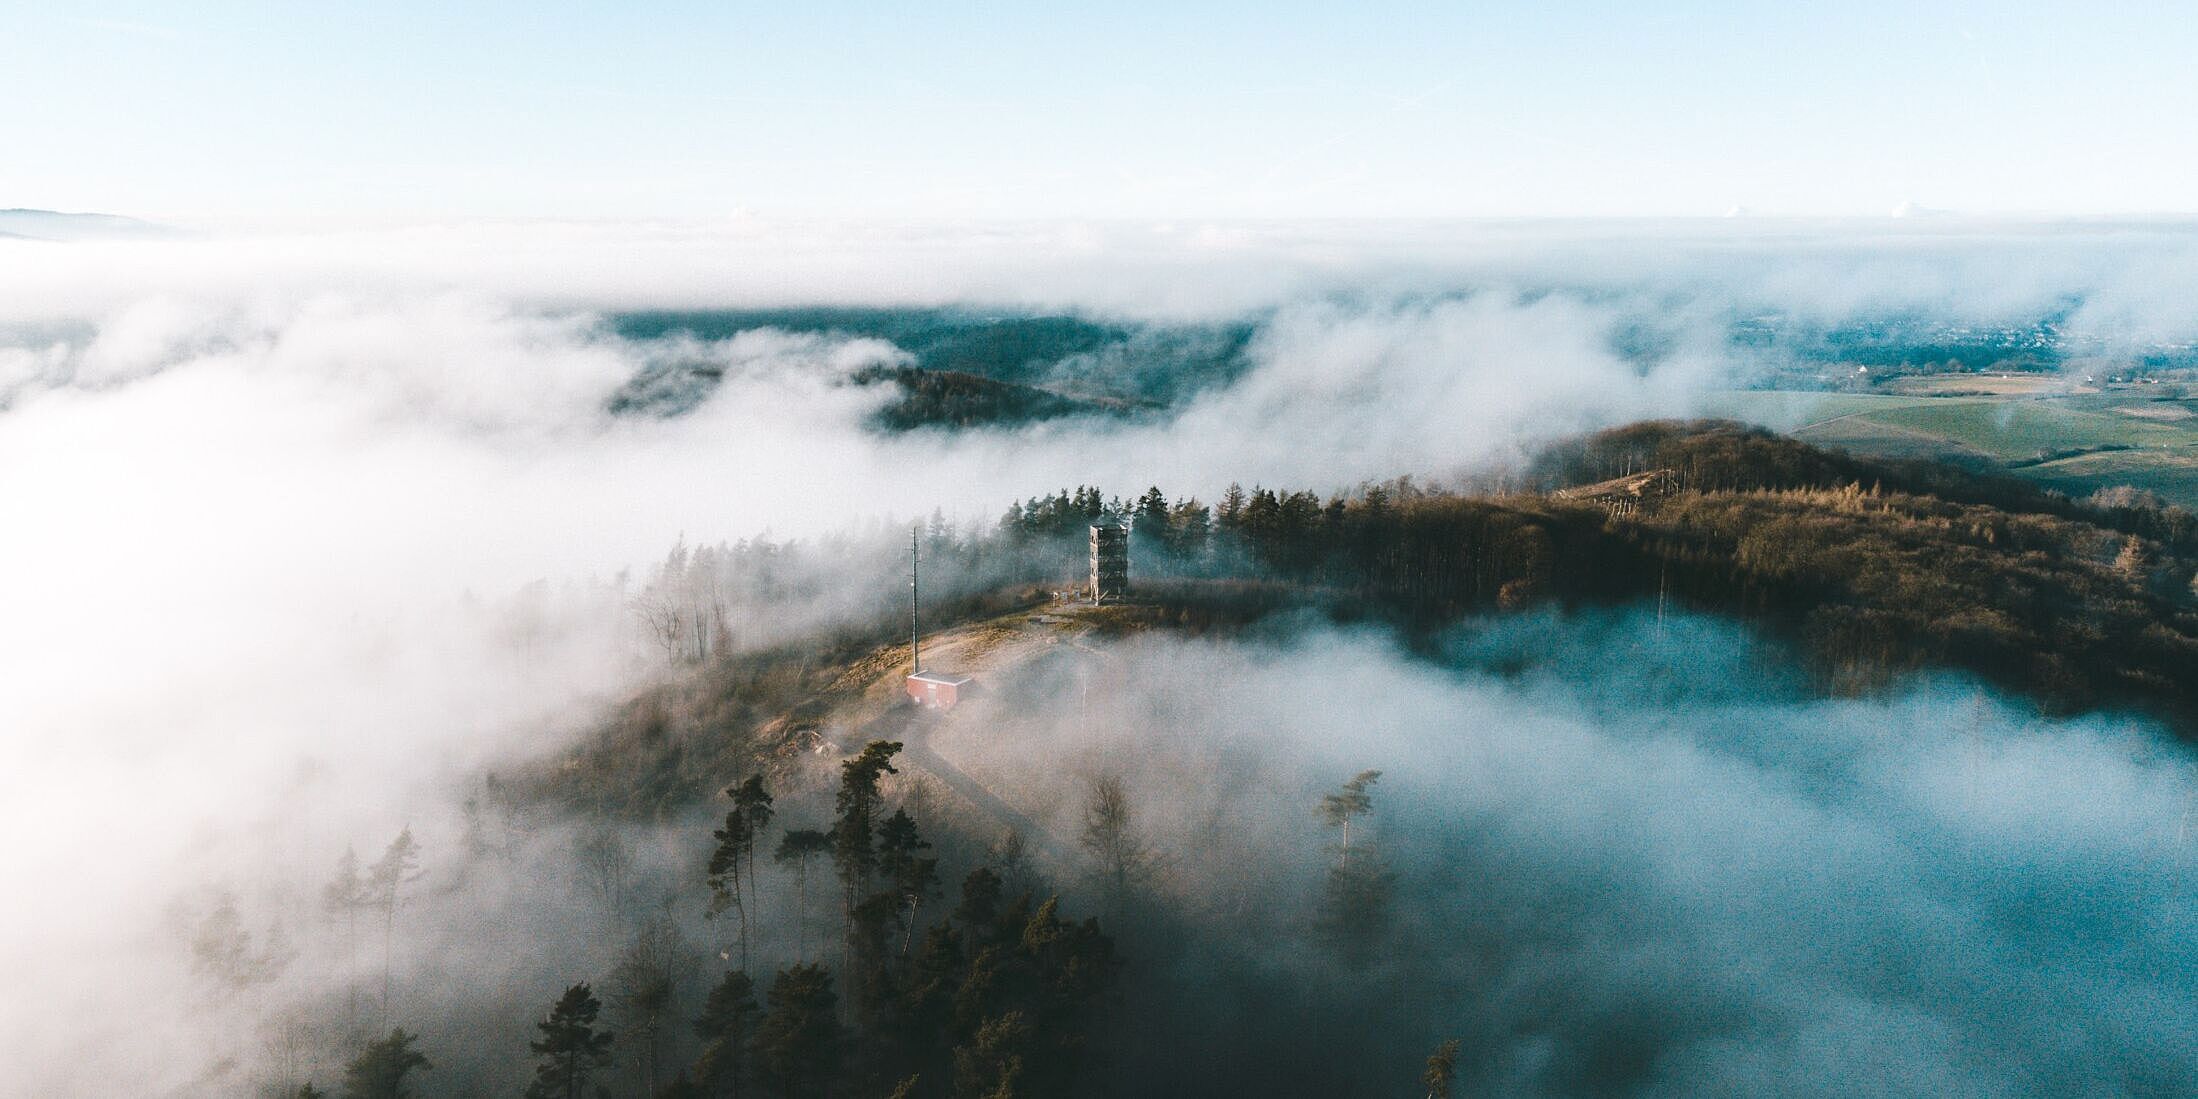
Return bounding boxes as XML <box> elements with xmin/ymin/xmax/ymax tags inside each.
<box><xmin>1704</xmin><ymin>389</ymin><xmax>2198</xmax><ymax>508</ymax></box>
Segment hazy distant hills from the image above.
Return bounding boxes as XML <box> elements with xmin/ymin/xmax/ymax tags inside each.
<box><xmin>0</xmin><ymin>208</ymin><xmax>171</xmax><ymax>241</ymax></box>
<box><xmin>612</xmin><ymin>302</ymin><xmax>2198</xmax><ymax>434</ymax></box>
<box><xmin>608</xmin><ymin>307</ymin><xmax>1256</xmax><ymax>429</ymax></box>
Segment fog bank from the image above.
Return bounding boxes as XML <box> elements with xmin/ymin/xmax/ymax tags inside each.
<box><xmin>11</xmin><ymin>219</ymin><xmax>2198</xmax><ymax>1092</ymax></box>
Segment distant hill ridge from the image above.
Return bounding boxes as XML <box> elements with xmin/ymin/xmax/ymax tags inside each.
<box><xmin>0</xmin><ymin>208</ymin><xmax>170</xmax><ymax>241</ymax></box>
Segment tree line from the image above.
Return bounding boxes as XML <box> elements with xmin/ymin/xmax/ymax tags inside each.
<box><xmin>301</xmin><ymin>741</ymin><xmax>1126</xmax><ymax>1098</ymax></box>
<box><xmin>275</xmin><ymin>743</ymin><xmax>1452</xmax><ymax>1098</ymax></box>
<box><xmin>990</xmin><ymin>422</ymin><xmax>2198</xmax><ymax>726</ymax></box>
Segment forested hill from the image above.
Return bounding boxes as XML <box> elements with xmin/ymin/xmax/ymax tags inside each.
<box><xmin>848</xmin><ymin>364</ymin><xmax>1151</xmax><ymax>432</ymax></box>
<box><xmin>460</xmin><ymin>419</ymin><xmax>2198</xmax><ymax>1098</ymax></box>
<box><xmin>580</xmin><ymin>420</ymin><xmax>2198</xmax><ymax>824</ymax></box>
<box><xmin>606</xmin><ymin>308</ymin><xmax>1254</xmax><ymax>426</ymax></box>
<box><xmin>1212</xmin><ymin>419</ymin><xmax>2198</xmax><ymax>723</ymax></box>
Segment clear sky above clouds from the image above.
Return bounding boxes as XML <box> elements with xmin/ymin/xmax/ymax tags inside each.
<box><xmin>6</xmin><ymin>1</ymin><xmax>2195</xmax><ymax>223</ymax></box>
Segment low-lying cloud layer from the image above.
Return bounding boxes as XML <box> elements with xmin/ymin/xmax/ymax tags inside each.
<box><xmin>34</xmin><ymin>609</ymin><xmax>2198</xmax><ymax>1095</ymax></box>
<box><xmin>11</xmin><ymin>219</ymin><xmax>2198</xmax><ymax>1093</ymax></box>
<box><xmin>937</xmin><ymin>616</ymin><xmax>2198</xmax><ymax>1096</ymax></box>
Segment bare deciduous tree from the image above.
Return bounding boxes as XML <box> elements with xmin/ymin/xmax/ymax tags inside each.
<box><xmin>632</xmin><ymin>594</ymin><xmax>686</xmax><ymax>665</ymax></box>
<box><xmin>612</xmin><ymin>913</ymin><xmax>693</xmax><ymax>1096</ymax></box>
<box><xmin>574</xmin><ymin>823</ymin><xmax>630</xmax><ymax>922</ymax></box>
<box><xmin>1080</xmin><ymin>774</ymin><xmax>1154</xmax><ymax>921</ymax></box>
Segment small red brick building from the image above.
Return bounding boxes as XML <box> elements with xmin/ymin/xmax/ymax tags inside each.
<box><xmin>905</xmin><ymin>670</ymin><xmax>974</xmax><ymax>710</ymax></box>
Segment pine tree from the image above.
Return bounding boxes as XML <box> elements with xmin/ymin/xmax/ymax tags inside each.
<box><xmin>898</xmin><ymin>923</ymin><xmax>967</xmax><ymax>1081</ymax></box>
<box><xmin>611</xmin><ymin>917</ymin><xmax>689</xmax><ymax>1096</ymax></box>
<box><xmin>1242</xmin><ymin>488</ymin><xmax>1283</xmax><ymax>553</ymax></box>
<box><xmin>1422</xmin><ymin>1037</ymin><xmax>1461</xmax><ymax>1099</ymax></box>
<box><xmin>190</xmin><ymin>892</ymin><xmax>289</xmax><ymax>990</ymax></box>
<box><xmin>1131</xmin><ymin>487</ymin><xmax>1169</xmax><ymax>551</ymax></box>
<box><xmin>878</xmin><ymin>809</ymin><xmax>939</xmax><ymax>956</ymax></box>
<box><xmin>341</xmin><ymin>1028</ymin><xmax>430</xmax><ymax>1099</ymax></box>
<box><xmin>1317</xmin><ymin>771</ymin><xmax>1396</xmax><ymax>956</ymax></box>
<box><xmin>1318</xmin><ymin>771</ymin><xmax>1382</xmax><ymax>860</ymax></box>
<box><xmin>753</xmin><ymin>964</ymin><xmax>842</xmax><ymax>1099</ymax></box>
<box><xmin>833</xmin><ymin>741</ymin><xmax>903</xmax><ymax>963</ymax></box>
<box><xmin>708</xmin><ymin>807</ymin><xmax>753</xmax><ymax>969</ymax></box>
<box><xmin>729</xmin><ymin>775</ymin><xmax>775</xmax><ymax>921</ymax></box>
<box><xmin>848</xmin><ymin>892</ymin><xmax>905</xmax><ymax>1027</ymax></box>
<box><xmin>190</xmin><ymin>892</ymin><xmax>252</xmax><ymax>983</ymax></box>
<box><xmin>947</xmin><ymin>897</ymin><xmax>1119</xmax><ymax>1097</ymax></box>
<box><xmin>365</xmin><ymin>828</ymin><xmax>424</xmax><ymax>1019</ymax></box>
<box><xmin>1217</xmin><ymin>483</ymin><xmax>1247</xmax><ymax>530</ymax></box>
<box><xmin>953</xmin><ymin>1011</ymin><xmax>1033</xmax><ymax>1099</ymax></box>
<box><xmin>1166</xmin><ymin>498</ymin><xmax>1211</xmax><ymax>562</ymax></box>
<box><xmin>693</xmin><ymin>970</ymin><xmax>760</xmax><ymax>1098</ymax></box>
<box><xmin>775</xmin><ymin>829</ymin><xmax>833</xmax><ymax>964</ymax></box>
<box><xmin>701</xmin><ymin>775</ymin><xmax>777</xmax><ymax>973</ymax></box>
<box><xmin>952</xmin><ymin>867</ymin><xmax>1003</xmax><ymax>933</ymax></box>
<box><xmin>526</xmin><ymin>983</ymin><xmax>615</xmax><ymax>1099</ymax></box>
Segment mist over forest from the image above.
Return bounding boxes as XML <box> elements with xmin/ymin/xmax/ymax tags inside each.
<box><xmin>14</xmin><ymin>221</ymin><xmax>2198</xmax><ymax>1097</ymax></box>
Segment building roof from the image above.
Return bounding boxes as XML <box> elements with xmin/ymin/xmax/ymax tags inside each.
<box><xmin>907</xmin><ymin>670</ymin><xmax>974</xmax><ymax>686</ymax></box>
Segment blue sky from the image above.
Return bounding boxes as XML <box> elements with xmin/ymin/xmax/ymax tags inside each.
<box><xmin>6</xmin><ymin>1</ymin><xmax>2195</xmax><ymax>222</ymax></box>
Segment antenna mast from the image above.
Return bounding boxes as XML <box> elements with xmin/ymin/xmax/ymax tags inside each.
<box><xmin>909</xmin><ymin>525</ymin><xmax>921</xmax><ymax>674</ymax></box>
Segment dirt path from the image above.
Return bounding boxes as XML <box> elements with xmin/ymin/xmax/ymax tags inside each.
<box><xmin>831</xmin><ymin>599</ymin><xmax>1100</xmax><ymax>870</ymax></box>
